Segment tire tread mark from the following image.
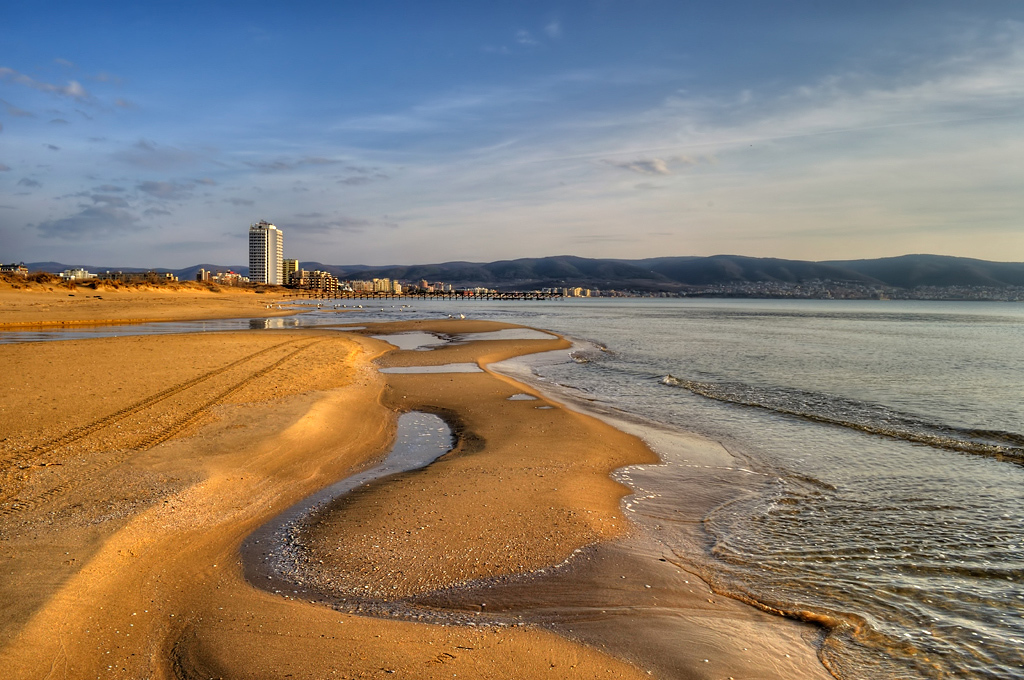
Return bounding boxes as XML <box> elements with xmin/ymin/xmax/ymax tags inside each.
<box><xmin>26</xmin><ymin>338</ymin><xmax>301</xmax><ymax>458</ymax></box>
<box><xmin>0</xmin><ymin>340</ymin><xmax>321</xmax><ymax>516</ymax></box>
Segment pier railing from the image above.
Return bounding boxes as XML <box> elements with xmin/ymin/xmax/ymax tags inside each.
<box><xmin>283</xmin><ymin>290</ymin><xmax>564</xmax><ymax>301</ymax></box>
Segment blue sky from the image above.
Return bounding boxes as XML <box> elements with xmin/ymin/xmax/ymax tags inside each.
<box><xmin>2</xmin><ymin>1</ymin><xmax>1023</xmax><ymax>268</ymax></box>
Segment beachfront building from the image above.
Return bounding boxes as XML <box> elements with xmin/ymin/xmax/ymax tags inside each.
<box><xmin>283</xmin><ymin>259</ymin><xmax>299</xmax><ymax>284</ymax></box>
<box><xmin>346</xmin><ymin>278</ymin><xmax>404</xmax><ymax>294</ymax></box>
<box><xmin>101</xmin><ymin>271</ymin><xmax>178</xmax><ymax>283</ymax></box>
<box><xmin>248</xmin><ymin>221</ymin><xmax>284</xmax><ymax>285</ymax></box>
<box><xmin>290</xmin><ymin>269</ymin><xmax>339</xmax><ymax>295</ymax></box>
<box><xmin>1</xmin><ymin>263</ymin><xmax>29</xmax><ymax>276</ymax></box>
<box><xmin>59</xmin><ymin>268</ymin><xmax>97</xmax><ymax>281</ymax></box>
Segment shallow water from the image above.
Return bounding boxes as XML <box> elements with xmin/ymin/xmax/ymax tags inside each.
<box><xmin>242</xmin><ymin>412</ymin><xmax>453</xmax><ymax>598</ymax></box>
<box><xmin>453</xmin><ymin>328</ymin><xmax>558</xmax><ymax>342</ymax></box>
<box><xmin>483</xmin><ymin>299</ymin><xmax>1024</xmax><ymax>680</ymax></box>
<box><xmin>370</xmin><ymin>331</ymin><xmax>446</xmax><ymax>350</ymax></box>
<box><xmin>378</xmin><ymin>363</ymin><xmax>483</xmax><ymax>373</ymax></box>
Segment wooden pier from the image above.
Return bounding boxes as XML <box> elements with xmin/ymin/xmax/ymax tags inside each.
<box><xmin>285</xmin><ymin>290</ymin><xmax>564</xmax><ymax>301</ymax></box>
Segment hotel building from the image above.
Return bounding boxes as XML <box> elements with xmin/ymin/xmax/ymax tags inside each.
<box><xmin>248</xmin><ymin>221</ymin><xmax>284</xmax><ymax>285</ymax></box>
<box><xmin>282</xmin><ymin>258</ymin><xmax>299</xmax><ymax>285</ymax></box>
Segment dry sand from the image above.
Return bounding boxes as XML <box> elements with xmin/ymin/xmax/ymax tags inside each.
<box><xmin>0</xmin><ymin>293</ymin><xmax>831</xmax><ymax>679</ymax></box>
<box><xmin>0</xmin><ymin>278</ymin><xmax>299</xmax><ymax>327</ymax></box>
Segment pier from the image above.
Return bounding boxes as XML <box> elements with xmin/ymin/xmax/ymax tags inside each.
<box><xmin>285</xmin><ymin>290</ymin><xmax>564</xmax><ymax>301</ymax></box>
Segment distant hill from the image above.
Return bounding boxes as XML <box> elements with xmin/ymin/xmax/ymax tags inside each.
<box><xmin>826</xmin><ymin>255</ymin><xmax>1024</xmax><ymax>288</ymax></box>
<box><xmin>302</xmin><ymin>254</ymin><xmax>1024</xmax><ymax>291</ymax></box>
<box><xmin>24</xmin><ymin>255</ymin><xmax>1024</xmax><ymax>291</ymax></box>
<box><xmin>634</xmin><ymin>255</ymin><xmax>881</xmax><ymax>286</ymax></box>
<box><xmin>301</xmin><ymin>255</ymin><xmax>674</xmax><ymax>290</ymax></box>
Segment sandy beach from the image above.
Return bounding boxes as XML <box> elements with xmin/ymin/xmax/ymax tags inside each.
<box><xmin>0</xmin><ymin>277</ymin><xmax>299</xmax><ymax>328</ymax></box>
<box><xmin>0</xmin><ymin>287</ymin><xmax>831</xmax><ymax>678</ymax></box>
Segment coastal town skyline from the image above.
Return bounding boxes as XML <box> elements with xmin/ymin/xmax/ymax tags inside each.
<box><xmin>4</xmin><ymin>1</ymin><xmax>1024</xmax><ymax>268</ymax></box>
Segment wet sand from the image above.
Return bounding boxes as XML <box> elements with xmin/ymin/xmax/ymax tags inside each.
<box><xmin>0</xmin><ymin>308</ymin><xmax>832</xmax><ymax>678</ymax></box>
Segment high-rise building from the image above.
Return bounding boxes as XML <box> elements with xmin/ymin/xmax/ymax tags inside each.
<box><xmin>282</xmin><ymin>258</ymin><xmax>299</xmax><ymax>285</ymax></box>
<box><xmin>248</xmin><ymin>221</ymin><xmax>284</xmax><ymax>285</ymax></box>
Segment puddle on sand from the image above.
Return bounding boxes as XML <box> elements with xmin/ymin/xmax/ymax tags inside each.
<box><xmin>379</xmin><ymin>363</ymin><xmax>482</xmax><ymax>373</ymax></box>
<box><xmin>453</xmin><ymin>329</ymin><xmax>557</xmax><ymax>342</ymax></box>
<box><xmin>242</xmin><ymin>412</ymin><xmax>453</xmax><ymax>598</ymax></box>
<box><xmin>370</xmin><ymin>332</ymin><xmax>446</xmax><ymax>351</ymax></box>
<box><xmin>507</xmin><ymin>393</ymin><xmax>538</xmax><ymax>401</ymax></box>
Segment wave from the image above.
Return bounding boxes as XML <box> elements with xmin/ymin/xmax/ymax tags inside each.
<box><xmin>659</xmin><ymin>375</ymin><xmax>1024</xmax><ymax>463</ymax></box>
<box><xmin>570</xmin><ymin>343</ymin><xmax>613</xmax><ymax>364</ymax></box>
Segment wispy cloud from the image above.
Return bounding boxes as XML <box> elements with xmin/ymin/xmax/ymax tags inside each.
<box><xmin>287</xmin><ymin>215</ymin><xmax>394</xmax><ymax>234</ymax></box>
<box><xmin>602</xmin><ymin>155</ymin><xmax>705</xmax><ymax>175</ymax></box>
<box><xmin>544</xmin><ymin>21</ymin><xmax>561</xmax><ymax>39</ymax></box>
<box><xmin>0</xmin><ymin>164</ymin><xmax>10</xmax><ymax>172</ymax></box>
<box><xmin>137</xmin><ymin>180</ymin><xmax>195</xmax><ymax>200</ymax></box>
<box><xmin>92</xmin><ymin>72</ymin><xmax>122</xmax><ymax>84</ymax></box>
<box><xmin>90</xmin><ymin>193</ymin><xmax>130</xmax><ymax>208</ymax></box>
<box><xmin>337</xmin><ymin>165</ymin><xmax>390</xmax><ymax>185</ymax></box>
<box><xmin>516</xmin><ymin>30</ymin><xmax>538</xmax><ymax>46</ymax></box>
<box><xmin>604</xmin><ymin>157</ymin><xmax>672</xmax><ymax>175</ymax></box>
<box><xmin>1</xmin><ymin>98</ymin><xmax>34</xmax><ymax>117</ymax></box>
<box><xmin>17</xmin><ymin>178</ymin><xmax>41</xmax><ymax>187</ymax></box>
<box><xmin>0</xmin><ymin>66</ymin><xmax>90</xmax><ymax>101</ymax></box>
<box><xmin>114</xmin><ymin>140</ymin><xmax>200</xmax><ymax>170</ymax></box>
<box><xmin>245</xmin><ymin>156</ymin><xmax>340</xmax><ymax>172</ymax></box>
<box><xmin>226</xmin><ymin>197</ymin><xmax>254</xmax><ymax>206</ymax></box>
<box><xmin>36</xmin><ymin>205</ymin><xmax>140</xmax><ymax>239</ymax></box>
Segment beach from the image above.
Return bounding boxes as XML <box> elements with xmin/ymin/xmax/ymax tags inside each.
<box><xmin>0</xmin><ymin>286</ymin><xmax>831</xmax><ymax>678</ymax></box>
<box><xmin>0</xmin><ymin>278</ymin><xmax>298</xmax><ymax>328</ymax></box>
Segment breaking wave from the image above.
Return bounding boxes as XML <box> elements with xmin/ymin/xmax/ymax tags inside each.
<box><xmin>659</xmin><ymin>375</ymin><xmax>1024</xmax><ymax>463</ymax></box>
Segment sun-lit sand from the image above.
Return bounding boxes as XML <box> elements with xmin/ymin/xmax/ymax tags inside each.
<box><xmin>0</xmin><ymin>287</ymin><xmax>830</xmax><ymax>678</ymax></box>
<box><xmin>0</xmin><ymin>277</ymin><xmax>299</xmax><ymax>327</ymax></box>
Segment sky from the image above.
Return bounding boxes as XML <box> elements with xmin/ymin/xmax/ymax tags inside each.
<box><xmin>2</xmin><ymin>0</ymin><xmax>1024</xmax><ymax>268</ymax></box>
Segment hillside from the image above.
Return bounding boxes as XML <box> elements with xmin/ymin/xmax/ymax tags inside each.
<box><xmin>302</xmin><ymin>254</ymin><xmax>1024</xmax><ymax>291</ymax></box>
<box><xmin>23</xmin><ymin>254</ymin><xmax>1024</xmax><ymax>292</ymax></box>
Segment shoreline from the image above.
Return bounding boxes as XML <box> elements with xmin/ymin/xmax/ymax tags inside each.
<box><xmin>480</xmin><ymin>345</ymin><xmax>835</xmax><ymax>678</ymax></box>
<box><xmin>0</xmin><ymin>298</ymin><xmax>831</xmax><ymax>678</ymax></box>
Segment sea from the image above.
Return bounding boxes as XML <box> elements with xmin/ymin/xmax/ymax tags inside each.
<box><xmin>6</xmin><ymin>297</ymin><xmax>1023</xmax><ymax>679</ymax></box>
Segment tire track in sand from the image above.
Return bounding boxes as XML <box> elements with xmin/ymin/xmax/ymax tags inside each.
<box><xmin>0</xmin><ymin>339</ymin><xmax>322</xmax><ymax>517</ymax></box>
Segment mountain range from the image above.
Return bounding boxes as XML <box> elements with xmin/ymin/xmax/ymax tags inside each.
<box><xmin>24</xmin><ymin>254</ymin><xmax>1024</xmax><ymax>292</ymax></box>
